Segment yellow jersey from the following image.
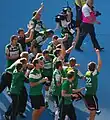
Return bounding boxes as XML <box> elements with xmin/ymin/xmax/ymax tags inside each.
<box><xmin>75</xmin><ymin>0</ymin><xmax>86</xmax><ymax>7</ymax></box>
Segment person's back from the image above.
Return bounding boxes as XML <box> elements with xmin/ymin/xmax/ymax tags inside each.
<box><xmin>10</xmin><ymin>68</ymin><xmax>25</xmax><ymax>95</ymax></box>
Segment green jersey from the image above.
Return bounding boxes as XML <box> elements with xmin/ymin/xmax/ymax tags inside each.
<box><xmin>85</xmin><ymin>70</ymin><xmax>99</xmax><ymax>95</ymax></box>
<box><xmin>10</xmin><ymin>69</ymin><xmax>25</xmax><ymax>95</ymax></box>
<box><xmin>51</xmin><ymin>69</ymin><xmax>62</xmax><ymax>96</ymax></box>
<box><xmin>29</xmin><ymin>18</ymin><xmax>46</xmax><ymax>39</ymax></box>
<box><xmin>61</xmin><ymin>80</ymin><xmax>73</xmax><ymax>105</ymax></box>
<box><xmin>42</xmin><ymin>54</ymin><xmax>55</xmax><ymax>77</ymax></box>
<box><xmin>65</xmin><ymin>67</ymin><xmax>83</xmax><ymax>89</ymax></box>
<box><xmin>6</xmin><ymin>59</ymin><xmax>22</xmax><ymax>74</ymax></box>
<box><xmin>5</xmin><ymin>43</ymin><xmax>22</xmax><ymax>68</ymax></box>
<box><xmin>29</xmin><ymin>68</ymin><xmax>43</xmax><ymax>96</ymax></box>
<box><xmin>47</xmin><ymin>42</ymin><xmax>56</xmax><ymax>54</ymax></box>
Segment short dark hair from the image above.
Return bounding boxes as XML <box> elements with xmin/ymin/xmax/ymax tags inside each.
<box><xmin>67</xmin><ymin>70</ymin><xmax>75</xmax><ymax>79</ymax></box>
<box><xmin>88</xmin><ymin>62</ymin><xmax>96</xmax><ymax>72</ymax></box>
<box><xmin>55</xmin><ymin>60</ymin><xmax>62</xmax><ymax>69</ymax></box>
<box><xmin>32</xmin><ymin>58</ymin><xmax>39</xmax><ymax>66</ymax></box>
<box><xmin>10</xmin><ymin>35</ymin><xmax>18</xmax><ymax>42</ymax></box>
<box><xmin>53</xmin><ymin>35</ymin><xmax>58</xmax><ymax>40</ymax></box>
<box><xmin>17</xmin><ymin>28</ymin><xmax>24</xmax><ymax>34</ymax></box>
<box><xmin>15</xmin><ymin>62</ymin><xmax>23</xmax><ymax>71</ymax></box>
<box><xmin>46</xmin><ymin>29</ymin><xmax>54</xmax><ymax>35</ymax></box>
<box><xmin>19</xmin><ymin>58</ymin><xmax>27</xmax><ymax>65</ymax></box>
<box><xmin>69</xmin><ymin>57</ymin><xmax>76</xmax><ymax>63</ymax></box>
<box><xmin>42</xmin><ymin>49</ymin><xmax>49</xmax><ymax>55</ymax></box>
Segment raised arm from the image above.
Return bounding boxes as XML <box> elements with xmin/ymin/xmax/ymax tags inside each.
<box><xmin>96</xmin><ymin>49</ymin><xmax>102</xmax><ymax>72</ymax></box>
<box><xmin>34</xmin><ymin>3</ymin><xmax>44</xmax><ymax>18</ymax></box>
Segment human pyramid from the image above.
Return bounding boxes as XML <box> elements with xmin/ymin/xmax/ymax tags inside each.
<box><xmin>0</xmin><ymin>0</ymin><xmax>103</xmax><ymax>120</ymax></box>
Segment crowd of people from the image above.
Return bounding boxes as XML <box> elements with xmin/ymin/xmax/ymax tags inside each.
<box><xmin>0</xmin><ymin>0</ymin><xmax>103</xmax><ymax>120</ymax></box>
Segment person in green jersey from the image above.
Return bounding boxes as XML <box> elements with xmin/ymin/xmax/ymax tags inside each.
<box><xmin>60</xmin><ymin>70</ymin><xmax>85</xmax><ymax>120</ymax></box>
<box><xmin>47</xmin><ymin>34</ymin><xmax>68</xmax><ymax>54</ymax></box>
<box><xmin>28</xmin><ymin>3</ymin><xmax>46</xmax><ymax>41</ymax></box>
<box><xmin>42</xmin><ymin>50</ymin><xmax>55</xmax><ymax>107</ymax></box>
<box><xmin>5</xmin><ymin>35</ymin><xmax>23</xmax><ymax>68</ymax></box>
<box><xmin>65</xmin><ymin>57</ymin><xmax>85</xmax><ymax>100</ymax></box>
<box><xmin>29</xmin><ymin>58</ymin><xmax>49</xmax><ymax>120</ymax></box>
<box><xmin>51</xmin><ymin>60</ymin><xmax>64</xmax><ymax>115</ymax></box>
<box><xmin>5</xmin><ymin>62</ymin><xmax>28</xmax><ymax>120</ymax></box>
<box><xmin>0</xmin><ymin>57</ymin><xmax>27</xmax><ymax>94</ymax></box>
<box><xmin>34</xmin><ymin>29</ymin><xmax>54</xmax><ymax>52</ymax></box>
<box><xmin>17</xmin><ymin>28</ymin><xmax>34</xmax><ymax>51</ymax></box>
<box><xmin>84</xmin><ymin>49</ymin><xmax>102</xmax><ymax>120</ymax></box>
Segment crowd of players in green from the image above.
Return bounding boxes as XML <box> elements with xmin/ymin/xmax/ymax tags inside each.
<box><xmin>0</xmin><ymin>1</ymin><xmax>102</xmax><ymax>120</ymax></box>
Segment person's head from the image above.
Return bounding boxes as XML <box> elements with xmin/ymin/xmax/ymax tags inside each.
<box><xmin>46</xmin><ymin>29</ymin><xmax>54</xmax><ymax>38</ymax></box>
<box><xmin>62</xmin><ymin>7</ymin><xmax>73</xmax><ymax>19</ymax></box>
<box><xmin>17</xmin><ymin>28</ymin><xmax>25</xmax><ymax>38</ymax></box>
<box><xmin>69</xmin><ymin>57</ymin><xmax>76</xmax><ymax>67</ymax></box>
<box><xmin>67</xmin><ymin>70</ymin><xmax>75</xmax><ymax>82</ymax></box>
<box><xmin>10</xmin><ymin>35</ymin><xmax>18</xmax><ymax>46</ymax></box>
<box><xmin>86</xmin><ymin>0</ymin><xmax>94</xmax><ymax>7</ymax></box>
<box><xmin>38</xmin><ymin>56</ymin><xmax>44</xmax><ymax>68</ymax></box>
<box><xmin>55</xmin><ymin>60</ymin><xmax>63</xmax><ymax>70</ymax></box>
<box><xmin>32</xmin><ymin>58</ymin><xmax>40</xmax><ymax>69</ymax></box>
<box><xmin>36</xmin><ymin>53</ymin><xmax>43</xmax><ymax>58</ymax></box>
<box><xmin>52</xmin><ymin>35</ymin><xmax>59</xmax><ymax>44</ymax></box>
<box><xmin>54</xmin><ymin>48</ymin><xmax>61</xmax><ymax>57</ymax></box>
<box><xmin>33</xmin><ymin>11</ymin><xmax>41</xmax><ymax>20</ymax></box>
<box><xmin>32</xmin><ymin>57</ymin><xmax>44</xmax><ymax>69</ymax></box>
<box><xmin>88</xmin><ymin>61</ymin><xmax>96</xmax><ymax>72</ymax></box>
<box><xmin>19</xmin><ymin>58</ymin><xmax>28</xmax><ymax>70</ymax></box>
<box><xmin>20</xmin><ymin>52</ymin><xmax>29</xmax><ymax>60</ymax></box>
<box><xmin>15</xmin><ymin>62</ymin><xmax>23</xmax><ymax>72</ymax></box>
<box><xmin>42</xmin><ymin>49</ymin><xmax>49</xmax><ymax>59</ymax></box>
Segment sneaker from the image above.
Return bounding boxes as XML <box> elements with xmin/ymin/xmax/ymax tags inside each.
<box><xmin>96</xmin><ymin>110</ymin><xmax>101</xmax><ymax>115</ymax></box>
<box><xmin>75</xmin><ymin>47</ymin><xmax>83</xmax><ymax>52</ymax></box>
<box><xmin>19</xmin><ymin>112</ymin><xmax>27</xmax><ymax>118</ymax></box>
<box><xmin>99</xmin><ymin>47</ymin><xmax>104</xmax><ymax>51</ymax></box>
<box><xmin>3</xmin><ymin>114</ymin><xmax>10</xmax><ymax>120</ymax></box>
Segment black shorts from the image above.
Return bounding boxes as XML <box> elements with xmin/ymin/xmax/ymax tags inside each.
<box><xmin>60</xmin><ymin>104</ymin><xmax>77</xmax><ymax>120</ymax></box>
<box><xmin>30</xmin><ymin>95</ymin><xmax>45</xmax><ymax>109</ymax></box>
<box><xmin>84</xmin><ymin>95</ymin><xmax>98</xmax><ymax>111</ymax></box>
<box><xmin>71</xmin><ymin>92</ymin><xmax>84</xmax><ymax>101</ymax></box>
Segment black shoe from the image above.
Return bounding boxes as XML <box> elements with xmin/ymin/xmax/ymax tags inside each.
<box><xmin>96</xmin><ymin>110</ymin><xmax>101</xmax><ymax>115</ymax></box>
<box><xmin>75</xmin><ymin>47</ymin><xmax>83</xmax><ymax>52</ymax></box>
<box><xmin>3</xmin><ymin>114</ymin><xmax>10</xmax><ymax>120</ymax></box>
<box><xmin>99</xmin><ymin>47</ymin><xmax>104</xmax><ymax>51</ymax></box>
<box><xmin>19</xmin><ymin>112</ymin><xmax>27</xmax><ymax>118</ymax></box>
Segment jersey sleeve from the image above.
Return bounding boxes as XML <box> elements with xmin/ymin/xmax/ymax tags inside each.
<box><xmin>82</xmin><ymin>5</ymin><xmax>90</xmax><ymax>17</ymax></box>
<box><xmin>62</xmin><ymin>81</ymin><xmax>69</xmax><ymax>91</ymax></box>
<box><xmin>55</xmin><ymin>73</ymin><xmax>61</xmax><ymax>82</ymax></box>
<box><xmin>92</xmin><ymin>69</ymin><xmax>99</xmax><ymax>76</ymax></box>
<box><xmin>29</xmin><ymin>72</ymin><xmax>37</xmax><ymax>82</ymax></box>
<box><xmin>5</xmin><ymin>45</ymin><xmax>10</xmax><ymax>56</ymax></box>
<box><xmin>18</xmin><ymin>43</ymin><xmax>23</xmax><ymax>53</ymax></box>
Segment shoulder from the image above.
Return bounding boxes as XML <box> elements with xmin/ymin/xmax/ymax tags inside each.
<box><xmin>6</xmin><ymin>44</ymin><xmax>11</xmax><ymax>48</ymax></box>
<box><xmin>82</xmin><ymin>4</ymin><xmax>91</xmax><ymax>11</ymax></box>
<box><xmin>62</xmin><ymin>80</ymin><xmax>69</xmax><ymax>88</ymax></box>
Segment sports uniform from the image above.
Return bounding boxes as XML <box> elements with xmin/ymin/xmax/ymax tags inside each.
<box><xmin>29</xmin><ymin>68</ymin><xmax>45</xmax><ymax>109</ymax></box>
